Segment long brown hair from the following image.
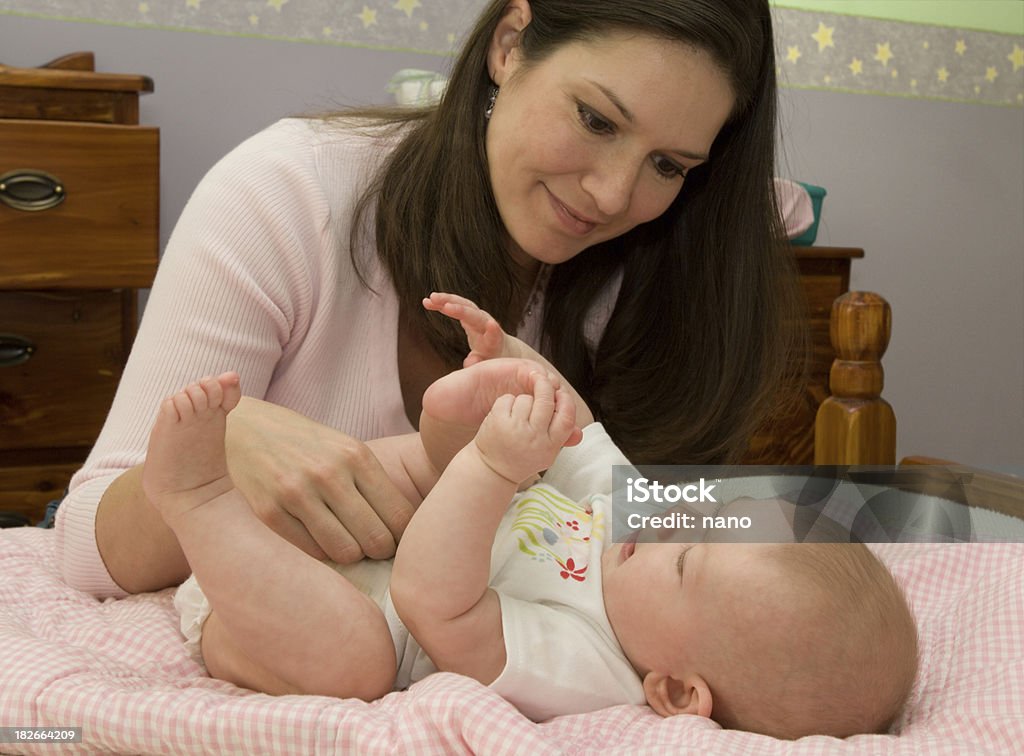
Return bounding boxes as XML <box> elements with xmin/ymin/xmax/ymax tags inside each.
<box><xmin>341</xmin><ymin>0</ymin><xmax>802</xmax><ymax>464</ymax></box>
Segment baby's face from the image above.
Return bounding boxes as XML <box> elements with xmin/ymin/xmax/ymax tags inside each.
<box><xmin>601</xmin><ymin>540</ymin><xmax>777</xmax><ymax>678</ymax></box>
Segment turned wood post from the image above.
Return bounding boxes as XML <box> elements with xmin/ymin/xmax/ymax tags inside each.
<box><xmin>814</xmin><ymin>291</ymin><xmax>896</xmax><ymax>465</ymax></box>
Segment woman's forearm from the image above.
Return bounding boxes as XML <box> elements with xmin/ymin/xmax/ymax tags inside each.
<box><xmin>95</xmin><ymin>464</ymin><xmax>191</xmax><ymax>593</ymax></box>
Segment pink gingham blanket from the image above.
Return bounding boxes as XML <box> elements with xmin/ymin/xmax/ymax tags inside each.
<box><xmin>1</xmin><ymin>527</ymin><xmax>1022</xmax><ymax>755</ymax></box>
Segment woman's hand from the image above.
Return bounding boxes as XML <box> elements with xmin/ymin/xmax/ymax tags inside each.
<box><xmin>224</xmin><ymin>397</ymin><xmax>414</xmax><ymax>563</ymax></box>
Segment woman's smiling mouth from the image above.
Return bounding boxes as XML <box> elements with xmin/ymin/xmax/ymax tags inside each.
<box><xmin>545</xmin><ymin>186</ymin><xmax>598</xmax><ymax>236</ymax></box>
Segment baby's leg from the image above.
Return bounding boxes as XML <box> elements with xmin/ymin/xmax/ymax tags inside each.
<box><xmin>142</xmin><ymin>373</ymin><xmax>241</xmax><ymax>524</ymax></box>
<box><xmin>148</xmin><ymin>375</ymin><xmax>396</xmax><ymax>699</ymax></box>
<box><xmin>201</xmin><ymin>611</ymin><xmax>306</xmax><ymax>696</ymax></box>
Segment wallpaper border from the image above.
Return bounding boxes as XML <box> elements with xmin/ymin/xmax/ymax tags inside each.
<box><xmin>1</xmin><ymin>3</ymin><xmax>1021</xmax><ymax>107</ymax></box>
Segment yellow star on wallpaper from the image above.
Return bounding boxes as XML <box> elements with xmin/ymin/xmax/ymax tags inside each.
<box><xmin>185</xmin><ymin>0</ymin><xmax>200</xmax><ymax>9</ymax></box>
<box><xmin>358</xmin><ymin>6</ymin><xmax>377</xmax><ymax>27</ymax></box>
<box><xmin>138</xmin><ymin>2</ymin><xmax>149</xmax><ymax>12</ymax></box>
<box><xmin>267</xmin><ymin>0</ymin><xmax>288</xmax><ymax>11</ymax></box>
<box><xmin>811</xmin><ymin>22</ymin><xmax>835</xmax><ymax>52</ymax></box>
<box><xmin>848</xmin><ymin>57</ymin><xmax>863</xmax><ymax>75</ymax></box>
<box><xmin>322</xmin><ymin>26</ymin><xmax>332</xmax><ymax>36</ymax></box>
<box><xmin>955</xmin><ymin>40</ymin><xmax>967</xmax><ymax>56</ymax></box>
<box><xmin>394</xmin><ymin>0</ymin><xmax>421</xmax><ymax>18</ymax></box>
<box><xmin>786</xmin><ymin>45</ymin><xmax>801</xmax><ymax>64</ymax></box>
<box><xmin>937</xmin><ymin>66</ymin><xmax>950</xmax><ymax>83</ymax></box>
<box><xmin>874</xmin><ymin>42</ymin><xmax>893</xmax><ymax>67</ymax></box>
<box><xmin>420</xmin><ymin>20</ymin><xmax>429</xmax><ymax>31</ymax></box>
<box><xmin>984</xmin><ymin>67</ymin><xmax>998</xmax><ymax>83</ymax></box>
<box><xmin>249</xmin><ymin>14</ymin><xmax>259</xmax><ymax>25</ymax></box>
<box><xmin>1010</xmin><ymin>45</ymin><xmax>1024</xmax><ymax>72</ymax></box>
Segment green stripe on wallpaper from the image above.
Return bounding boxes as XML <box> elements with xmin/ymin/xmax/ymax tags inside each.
<box><xmin>773</xmin><ymin>1</ymin><xmax>1023</xmax><ymax>35</ymax></box>
<box><xmin>1</xmin><ymin>0</ymin><xmax>1021</xmax><ymax>106</ymax></box>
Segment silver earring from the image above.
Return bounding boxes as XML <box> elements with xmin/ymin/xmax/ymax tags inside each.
<box><xmin>485</xmin><ymin>85</ymin><xmax>499</xmax><ymax>120</ymax></box>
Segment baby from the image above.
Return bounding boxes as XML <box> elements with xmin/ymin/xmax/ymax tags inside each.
<box><xmin>145</xmin><ymin>295</ymin><xmax>918</xmax><ymax>740</ymax></box>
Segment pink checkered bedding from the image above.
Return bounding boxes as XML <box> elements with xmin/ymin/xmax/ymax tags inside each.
<box><xmin>1</xmin><ymin>528</ymin><xmax>1022</xmax><ymax>755</ymax></box>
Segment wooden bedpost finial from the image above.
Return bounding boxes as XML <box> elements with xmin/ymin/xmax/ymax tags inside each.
<box><xmin>814</xmin><ymin>292</ymin><xmax>896</xmax><ymax>465</ymax></box>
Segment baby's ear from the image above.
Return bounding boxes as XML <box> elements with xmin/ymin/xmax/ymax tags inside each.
<box><xmin>643</xmin><ymin>672</ymin><xmax>713</xmax><ymax>719</ymax></box>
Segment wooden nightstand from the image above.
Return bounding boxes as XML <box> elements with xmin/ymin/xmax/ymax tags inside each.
<box><xmin>0</xmin><ymin>53</ymin><xmax>158</xmax><ymax>523</ymax></box>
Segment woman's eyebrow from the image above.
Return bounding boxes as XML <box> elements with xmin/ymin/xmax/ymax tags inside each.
<box><xmin>584</xmin><ymin>78</ymin><xmax>710</xmax><ymax>162</ymax></box>
<box><xmin>586</xmin><ymin>78</ymin><xmax>636</xmax><ymax>123</ymax></box>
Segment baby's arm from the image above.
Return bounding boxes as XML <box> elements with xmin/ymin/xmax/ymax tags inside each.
<box><xmin>391</xmin><ymin>375</ymin><xmax>577</xmax><ymax>684</ymax></box>
<box><xmin>423</xmin><ymin>292</ymin><xmax>594</xmax><ymax>427</ymax></box>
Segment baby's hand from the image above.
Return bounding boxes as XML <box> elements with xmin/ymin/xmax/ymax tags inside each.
<box><xmin>422</xmin><ymin>292</ymin><xmax>523</xmax><ymax>366</ymax></box>
<box><xmin>473</xmin><ymin>375</ymin><xmax>578</xmax><ymax>485</ymax></box>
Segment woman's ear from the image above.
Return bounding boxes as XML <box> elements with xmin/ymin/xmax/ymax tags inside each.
<box><xmin>487</xmin><ymin>0</ymin><xmax>533</xmax><ymax>86</ymax></box>
<box><xmin>643</xmin><ymin>671</ymin><xmax>713</xmax><ymax>719</ymax></box>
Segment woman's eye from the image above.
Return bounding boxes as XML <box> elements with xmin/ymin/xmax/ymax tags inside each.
<box><xmin>577</xmin><ymin>105</ymin><xmax>614</xmax><ymax>135</ymax></box>
<box><xmin>654</xmin><ymin>156</ymin><xmax>686</xmax><ymax>180</ymax></box>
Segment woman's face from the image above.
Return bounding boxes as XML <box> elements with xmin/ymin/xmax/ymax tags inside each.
<box><xmin>486</xmin><ymin>29</ymin><xmax>735</xmax><ymax>270</ymax></box>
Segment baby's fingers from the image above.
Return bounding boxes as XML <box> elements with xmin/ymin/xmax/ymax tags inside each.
<box><xmin>423</xmin><ymin>293</ymin><xmax>485</xmax><ymax>326</ymax></box>
<box><xmin>423</xmin><ymin>291</ymin><xmax>477</xmax><ymax>310</ymax></box>
<box><xmin>550</xmin><ymin>388</ymin><xmax>580</xmax><ymax>445</ymax></box>
<box><xmin>527</xmin><ymin>376</ymin><xmax>556</xmax><ymax>427</ymax></box>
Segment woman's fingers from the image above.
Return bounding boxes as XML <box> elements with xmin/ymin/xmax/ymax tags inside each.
<box><xmin>224</xmin><ymin>397</ymin><xmax>412</xmax><ymax>564</ymax></box>
<box><xmin>245</xmin><ymin>494</ymin><xmax>329</xmax><ymax>561</ymax></box>
<box><xmin>314</xmin><ymin>452</ymin><xmax>411</xmax><ymax>561</ymax></box>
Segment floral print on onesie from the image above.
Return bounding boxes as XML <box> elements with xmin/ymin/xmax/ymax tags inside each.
<box><xmin>508</xmin><ymin>485</ymin><xmax>605</xmax><ymax>583</ymax></box>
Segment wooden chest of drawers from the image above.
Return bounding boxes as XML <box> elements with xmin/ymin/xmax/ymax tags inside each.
<box><xmin>743</xmin><ymin>246</ymin><xmax>864</xmax><ymax>465</ymax></box>
<box><xmin>0</xmin><ymin>53</ymin><xmax>158</xmax><ymax>522</ymax></box>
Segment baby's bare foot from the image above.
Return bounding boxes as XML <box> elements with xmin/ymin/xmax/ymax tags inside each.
<box><xmin>422</xmin><ymin>358</ymin><xmax>555</xmax><ymax>428</ymax></box>
<box><xmin>142</xmin><ymin>372</ymin><xmax>242</xmax><ymax>523</ymax></box>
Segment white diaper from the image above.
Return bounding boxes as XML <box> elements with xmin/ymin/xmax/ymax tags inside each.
<box><xmin>173</xmin><ymin>558</ymin><xmax>428</xmax><ymax>687</ymax></box>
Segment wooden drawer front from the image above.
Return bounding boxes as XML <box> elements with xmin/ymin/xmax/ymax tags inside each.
<box><xmin>0</xmin><ymin>119</ymin><xmax>158</xmax><ymax>288</ymax></box>
<box><xmin>0</xmin><ymin>290</ymin><xmax>124</xmax><ymax>450</ymax></box>
<box><xmin>0</xmin><ymin>462</ymin><xmax>81</xmax><ymax>523</ymax></box>
<box><xmin>0</xmin><ymin>86</ymin><xmax>141</xmax><ymax>125</ymax></box>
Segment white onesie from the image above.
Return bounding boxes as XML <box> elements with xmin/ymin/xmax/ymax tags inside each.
<box><xmin>175</xmin><ymin>423</ymin><xmax>645</xmax><ymax>721</ymax></box>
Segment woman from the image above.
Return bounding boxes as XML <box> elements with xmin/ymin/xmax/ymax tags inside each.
<box><xmin>56</xmin><ymin>0</ymin><xmax>799</xmax><ymax>598</ymax></box>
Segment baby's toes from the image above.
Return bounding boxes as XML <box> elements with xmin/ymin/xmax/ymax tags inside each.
<box><xmin>219</xmin><ymin>372</ymin><xmax>242</xmax><ymax>412</ymax></box>
<box><xmin>183</xmin><ymin>382</ymin><xmax>211</xmax><ymax>415</ymax></box>
<box><xmin>198</xmin><ymin>375</ymin><xmax>223</xmax><ymax>409</ymax></box>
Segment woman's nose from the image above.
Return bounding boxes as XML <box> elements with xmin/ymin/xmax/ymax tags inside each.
<box><xmin>580</xmin><ymin>154</ymin><xmax>640</xmax><ymax>218</ymax></box>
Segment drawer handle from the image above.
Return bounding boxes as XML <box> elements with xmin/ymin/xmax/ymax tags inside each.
<box><xmin>0</xmin><ymin>170</ymin><xmax>66</xmax><ymax>212</ymax></box>
<box><xmin>0</xmin><ymin>334</ymin><xmax>36</xmax><ymax>367</ymax></box>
